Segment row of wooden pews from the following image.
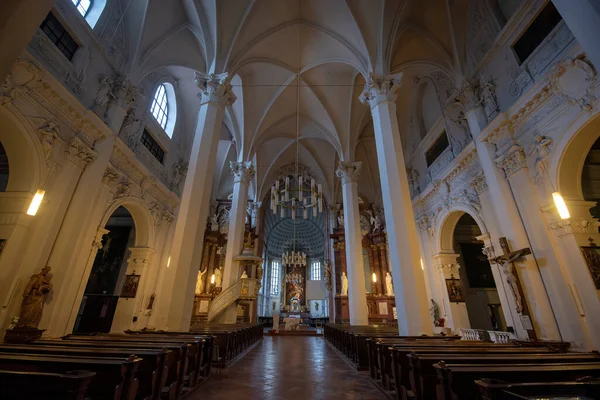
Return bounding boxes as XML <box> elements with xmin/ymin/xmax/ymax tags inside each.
<box><xmin>128</xmin><ymin>323</ymin><xmax>263</xmax><ymax>368</ymax></box>
<box><xmin>0</xmin><ymin>331</ymin><xmax>214</xmax><ymax>399</ymax></box>
<box><xmin>325</xmin><ymin>323</ymin><xmax>600</xmax><ymax>400</ymax></box>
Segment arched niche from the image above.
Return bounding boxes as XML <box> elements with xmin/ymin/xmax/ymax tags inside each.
<box><xmin>0</xmin><ymin>108</ymin><xmax>43</xmax><ymax>193</ymax></box>
<box><xmin>99</xmin><ymin>198</ymin><xmax>155</xmax><ymax>248</ymax></box>
<box><xmin>554</xmin><ymin>114</ymin><xmax>600</xmax><ymax>200</ymax></box>
<box><xmin>436</xmin><ymin>206</ymin><xmax>487</xmax><ymax>254</ymax></box>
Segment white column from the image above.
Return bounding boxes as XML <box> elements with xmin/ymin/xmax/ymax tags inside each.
<box><xmin>360</xmin><ymin>73</ymin><xmax>432</xmax><ymax>335</ymax></box>
<box><xmin>462</xmin><ymin>91</ymin><xmax>561</xmax><ymax>340</ymax></box>
<box><xmin>336</xmin><ymin>161</ymin><xmax>369</xmax><ymax>325</ymax></box>
<box><xmin>222</xmin><ymin>161</ymin><xmax>255</xmax><ymax>288</ymax></box>
<box><xmin>543</xmin><ymin>199</ymin><xmax>600</xmax><ymax>349</ymax></box>
<box><xmin>497</xmin><ymin>146</ymin><xmax>589</xmax><ymax>347</ymax></box>
<box><xmin>552</xmin><ymin>0</ymin><xmax>600</xmax><ymax>70</ymax></box>
<box><xmin>153</xmin><ymin>73</ymin><xmax>235</xmax><ymax>331</ymax></box>
<box><xmin>0</xmin><ymin>0</ymin><xmax>54</xmax><ymax>83</ymax></box>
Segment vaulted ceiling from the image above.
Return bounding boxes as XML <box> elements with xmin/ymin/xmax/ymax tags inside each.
<box><xmin>122</xmin><ymin>0</ymin><xmax>486</xmax><ymax>206</ymax></box>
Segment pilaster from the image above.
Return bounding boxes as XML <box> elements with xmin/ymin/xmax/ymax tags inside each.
<box><xmin>432</xmin><ymin>253</ymin><xmax>469</xmax><ymax>331</ymax></box>
<box><xmin>496</xmin><ymin>145</ymin><xmax>589</xmax><ymax>348</ymax></box>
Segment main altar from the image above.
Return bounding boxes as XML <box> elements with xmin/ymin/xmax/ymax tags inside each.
<box><xmin>281</xmin><ymin>250</ymin><xmax>308</xmax><ymax>313</ymax></box>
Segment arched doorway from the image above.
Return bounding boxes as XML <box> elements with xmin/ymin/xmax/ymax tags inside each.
<box><xmin>0</xmin><ymin>141</ymin><xmax>9</xmax><ymax>192</ymax></box>
<box><xmin>453</xmin><ymin>213</ymin><xmax>507</xmax><ymax>331</ymax></box>
<box><xmin>582</xmin><ymin>136</ymin><xmax>600</xmax><ymax>224</ymax></box>
<box><xmin>73</xmin><ymin>206</ymin><xmax>136</xmax><ymax>333</ymax></box>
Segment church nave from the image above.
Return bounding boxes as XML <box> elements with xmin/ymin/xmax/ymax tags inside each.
<box><xmin>191</xmin><ymin>336</ymin><xmax>383</xmax><ymax>400</ymax></box>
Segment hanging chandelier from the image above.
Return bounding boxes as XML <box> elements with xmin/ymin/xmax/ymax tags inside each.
<box><xmin>270</xmin><ymin>10</ymin><xmax>323</xmax><ymax>220</ymax></box>
<box><xmin>282</xmin><ymin>251</ymin><xmax>307</xmax><ymax>267</ymax></box>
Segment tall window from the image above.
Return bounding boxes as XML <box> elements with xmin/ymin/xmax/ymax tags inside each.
<box><xmin>150</xmin><ymin>84</ymin><xmax>169</xmax><ymax>130</ymax></box>
<box><xmin>72</xmin><ymin>0</ymin><xmax>92</xmax><ymax>17</ymax></box>
<box><xmin>270</xmin><ymin>261</ymin><xmax>280</xmax><ymax>296</ymax></box>
<box><xmin>40</xmin><ymin>13</ymin><xmax>79</xmax><ymax>61</ymax></box>
<box><xmin>310</xmin><ymin>261</ymin><xmax>322</xmax><ymax>281</ymax></box>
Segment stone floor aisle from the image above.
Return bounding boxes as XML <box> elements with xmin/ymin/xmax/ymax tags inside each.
<box><xmin>189</xmin><ymin>336</ymin><xmax>386</xmax><ymax>400</ymax></box>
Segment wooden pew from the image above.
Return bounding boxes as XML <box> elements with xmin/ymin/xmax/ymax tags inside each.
<box><xmin>60</xmin><ymin>335</ymin><xmax>198</xmax><ymax>398</ymax></box>
<box><xmin>475</xmin><ymin>377</ymin><xmax>600</xmax><ymax>399</ymax></box>
<box><xmin>0</xmin><ymin>352</ymin><xmax>140</xmax><ymax>400</ymax></box>
<box><xmin>0</xmin><ymin>369</ymin><xmax>95</xmax><ymax>400</ymax></box>
<box><xmin>435</xmin><ymin>361</ymin><xmax>600</xmax><ymax>400</ymax></box>
<box><xmin>410</xmin><ymin>352</ymin><xmax>600</xmax><ymax>400</ymax></box>
<box><xmin>0</xmin><ymin>343</ymin><xmax>170</xmax><ymax>400</ymax></box>
<box><xmin>389</xmin><ymin>344</ymin><xmax>558</xmax><ymax>400</ymax></box>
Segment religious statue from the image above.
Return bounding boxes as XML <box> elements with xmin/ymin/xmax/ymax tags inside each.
<box><xmin>528</xmin><ymin>135</ymin><xmax>553</xmax><ymax>198</ymax></box>
<box><xmin>240</xmin><ymin>270</ymin><xmax>248</xmax><ymax>279</ymax></box>
<box><xmin>170</xmin><ymin>159</ymin><xmax>187</xmax><ymax>195</ymax></box>
<box><xmin>480</xmin><ymin>78</ymin><xmax>500</xmax><ymax>120</ymax></box>
<box><xmin>17</xmin><ymin>266</ymin><xmax>53</xmax><ymax>329</ymax></box>
<box><xmin>195</xmin><ymin>268</ymin><xmax>207</xmax><ymax>294</ymax></box>
<box><xmin>214</xmin><ymin>266</ymin><xmax>223</xmax><ymax>288</ymax></box>
<box><xmin>337</xmin><ymin>208</ymin><xmax>345</xmax><ymax>229</ymax></box>
<box><xmin>370</xmin><ymin>212</ymin><xmax>381</xmax><ymax>233</ymax></box>
<box><xmin>209</xmin><ymin>213</ymin><xmax>219</xmax><ymax>232</ymax></box>
<box><xmin>341</xmin><ymin>271</ymin><xmax>348</xmax><ymax>296</ymax></box>
<box><xmin>430</xmin><ymin>299</ymin><xmax>441</xmax><ymax>327</ymax></box>
<box><xmin>501</xmin><ymin>261</ymin><xmax>524</xmax><ymax>314</ymax></box>
<box><xmin>93</xmin><ymin>75</ymin><xmax>113</xmax><ymax>117</ymax></box>
<box><xmin>119</xmin><ymin>107</ymin><xmax>139</xmax><ymax>137</ymax></box>
<box><xmin>385</xmin><ymin>272</ymin><xmax>394</xmax><ymax>297</ymax></box>
<box><xmin>38</xmin><ymin>121</ymin><xmax>61</xmax><ymax>162</ymax></box>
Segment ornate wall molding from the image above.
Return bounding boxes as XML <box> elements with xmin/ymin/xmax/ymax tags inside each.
<box><xmin>65</xmin><ymin>136</ymin><xmax>97</xmax><ymax>170</ymax></box>
<box><xmin>195</xmin><ymin>73</ymin><xmax>237</xmax><ymax>107</ymax></box>
<box><xmin>336</xmin><ymin>161</ymin><xmax>362</xmax><ymax>184</ymax></box>
<box><xmin>359</xmin><ymin>73</ymin><xmax>403</xmax><ymax>108</ymax></box>
<box><xmin>230</xmin><ymin>161</ymin><xmax>255</xmax><ymax>183</ymax></box>
<box><xmin>495</xmin><ymin>145</ymin><xmax>527</xmax><ymax>178</ymax></box>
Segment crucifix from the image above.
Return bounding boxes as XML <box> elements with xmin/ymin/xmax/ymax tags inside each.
<box><xmin>489</xmin><ymin>237</ymin><xmax>531</xmax><ymax>316</ymax></box>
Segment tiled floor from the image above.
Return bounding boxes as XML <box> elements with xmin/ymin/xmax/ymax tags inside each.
<box><xmin>190</xmin><ymin>336</ymin><xmax>386</xmax><ymax>400</ymax></box>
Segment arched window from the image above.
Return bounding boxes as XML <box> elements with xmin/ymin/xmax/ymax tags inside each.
<box><xmin>150</xmin><ymin>83</ymin><xmax>177</xmax><ymax>138</ymax></box>
<box><xmin>71</xmin><ymin>0</ymin><xmax>106</xmax><ymax>29</ymax></box>
<box><xmin>72</xmin><ymin>0</ymin><xmax>92</xmax><ymax>17</ymax></box>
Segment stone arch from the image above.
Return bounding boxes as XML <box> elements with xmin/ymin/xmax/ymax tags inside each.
<box><xmin>436</xmin><ymin>206</ymin><xmax>488</xmax><ymax>254</ymax></box>
<box><xmin>0</xmin><ymin>108</ymin><xmax>45</xmax><ymax>193</ymax></box>
<box><xmin>553</xmin><ymin>113</ymin><xmax>600</xmax><ymax>200</ymax></box>
<box><xmin>100</xmin><ymin>197</ymin><xmax>156</xmax><ymax>248</ymax></box>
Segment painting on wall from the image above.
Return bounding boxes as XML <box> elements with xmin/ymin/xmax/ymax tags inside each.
<box><xmin>580</xmin><ymin>246</ymin><xmax>600</xmax><ymax>290</ymax></box>
<box><xmin>446</xmin><ymin>278</ymin><xmax>465</xmax><ymax>302</ymax></box>
<box><xmin>459</xmin><ymin>242</ymin><xmax>496</xmax><ymax>288</ymax></box>
<box><xmin>121</xmin><ymin>273</ymin><xmax>140</xmax><ymax>298</ymax></box>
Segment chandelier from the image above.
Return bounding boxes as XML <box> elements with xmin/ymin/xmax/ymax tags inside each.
<box><xmin>282</xmin><ymin>251</ymin><xmax>307</xmax><ymax>267</ymax></box>
<box><xmin>270</xmin><ymin>10</ymin><xmax>323</xmax><ymax>220</ymax></box>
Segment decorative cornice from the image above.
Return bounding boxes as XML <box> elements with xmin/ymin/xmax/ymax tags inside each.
<box><xmin>230</xmin><ymin>161</ymin><xmax>255</xmax><ymax>183</ymax></box>
<box><xmin>336</xmin><ymin>161</ymin><xmax>362</xmax><ymax>184</ymax></box>
<box><xmin>102</xmin><ymin>166</ymin><xmax>120</xmax><ymax>186</ymax></box>
<box><xmin>359</xmin><ymin>73</ymin><xmax>403</xmax><ymax>109</ymax></box>
<box><xmin>495</xmin><ymin>145</ymin><xmax>527</xmax><ymax>178</ymax></box>
<box><xmin>195</xmin><ymin>72</ymin><xmax>237</xmax><ymax>107</ymax></box>
<box><xmin>65</xmin><ymin>136</ymin><xmax>97</xmax><ymax>170</ymax></box>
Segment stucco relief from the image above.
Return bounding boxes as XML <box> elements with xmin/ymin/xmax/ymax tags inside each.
<box><xmin>551</xmin><ymin>56</ymin><xmax>597</xmax><ymax>111</ymax></box>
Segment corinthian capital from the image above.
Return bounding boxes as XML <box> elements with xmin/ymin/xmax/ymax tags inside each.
<box><xmin>359</xmin><ymin>73</ymin><xmax>403</xmax><ymax>108</ymax></box>
<box><xmin>66</xmin><ymin>137</ymin><xmax>97</xmax><ymax>170</ymax></box>
<box><xmin>230</xmin><ymin>161</ymin><xmax>255</xmax><ymax>183</ymax></box>
<box><xmin>455</xmin><ymin>81</ymin><xmax>482</xmax><ymax>112</ymax></box>
<box><xmin>336</xmin><ymin>161</ymin><xmax>362</xmax><ymax>184</ymax></box>
<box><xmin>195</xmin><ymin>72</ymin><xmax>237</xmax><ymax>107</ymax></box>
<box><xmin>495</xmin><ymin>145</ymin><xmax>527</xmax><ymax>178</ymax></box>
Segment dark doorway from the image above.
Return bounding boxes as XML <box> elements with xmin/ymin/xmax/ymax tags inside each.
<box><xmin>73</xmin><ymin>206</ymin><xmax>135</xmax><ymax>333</ymax></box>
<box><xmin>0</xmin><ymin>141</ymin><xmax>9</xmax><ymax>192</ymax></box>
<box><xmin>453</xmin><ymin>213</ymin><xmax>507</xmax><ymax>331</ymax></box>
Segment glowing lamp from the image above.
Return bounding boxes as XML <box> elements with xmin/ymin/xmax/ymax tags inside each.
<box><xmin>552</xmin><ymin>192</ymin><xmax>570</xmax><ymax>219</ymax></box>
<box><xmin>26</xmin><ymin>190</ymin><xmax>45</xmax><ymax>216</ymax></box>
<box><xmin>372</xmin><ymin>272</ymin><xmax>377</xmax><ymax>283</ymax></box>
<box><xmin>420</xmin><ymin>258</ymin><xmax>424</xmax><ymax>270</ymax></box>
<box><xmin>167</xmin><ymin>256</ymin><xmax>171</xmax><ymax>268</ymax></box>
<box><xmin>211</xmin><ymin>274</ymin><xmax>215</xmax><ymax>284</ymax></box>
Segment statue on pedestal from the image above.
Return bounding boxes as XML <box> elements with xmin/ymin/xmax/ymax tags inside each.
<box><xmin>214</xmin><ymin>266</ymin><xmax>223</xmax><ymax>288</ymax></box>
<box><xmin>430</xmin><ymin>299</ymin><xmax>441</xmax><ymax>326</ymax></box>
<box><xmin>240</xmin><ymin>270</ymin><xmax>248</xmax><ymax>279</ymax></box>
<box><xmin>341</xmin><ymin>271</ymin><xmax>348</xmax><ymax>296</ymax></box>
<box><xmin>385</xmin><ymin>272</ymin><xmax>394</xmax><ymax>296</ymax></box>
<box><xmin>195</xmin><ymin>268</ymin><xmax>207</xmax><ymax>294</ymax></box>
<box><xmin>18</xmin><ymin>266</ymin><xmax>53</xmax><ymax>329</ymax></box>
